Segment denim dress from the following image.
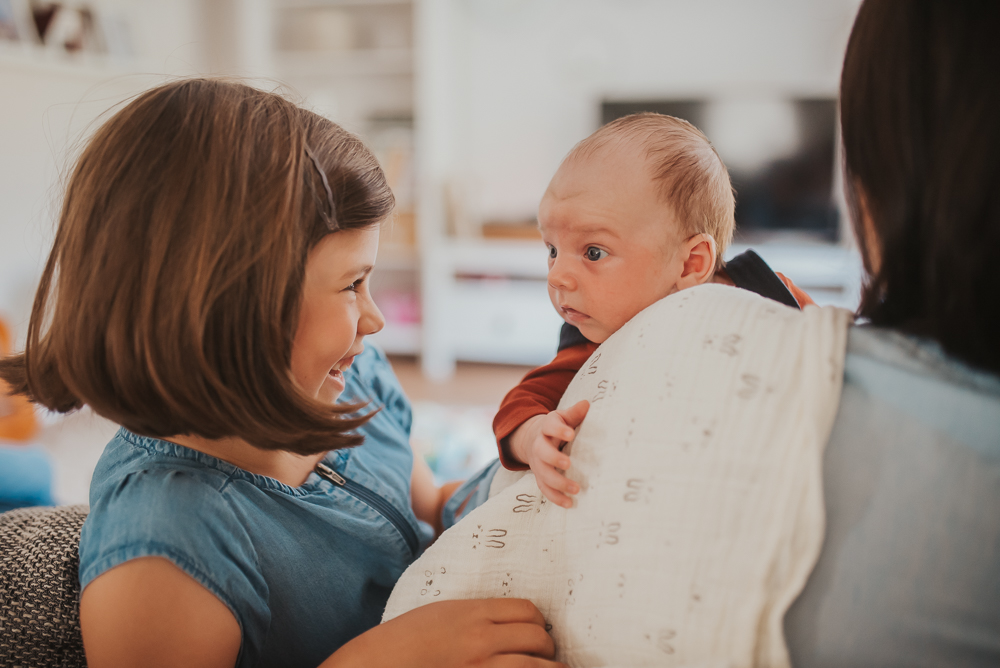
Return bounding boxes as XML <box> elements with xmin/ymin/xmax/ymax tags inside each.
<box><xmin>78</xmin><ymin>346</ymin><xmax>432</xmax><ymax>668</ymax></box>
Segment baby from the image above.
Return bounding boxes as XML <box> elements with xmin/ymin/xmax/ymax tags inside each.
<box><xmin>493</xmin><ymin>113</ymin><xmax>813</xmax><ymax>507</ymax></box>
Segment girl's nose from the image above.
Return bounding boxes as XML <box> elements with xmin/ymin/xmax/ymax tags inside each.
<box><xmin>360</xmin><ymin>293</ymin><xmax>385</xmax><ymax>336</ymax></box>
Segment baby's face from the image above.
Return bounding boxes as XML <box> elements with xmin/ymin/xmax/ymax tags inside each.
<box><xmin>539</xmin><ymin>146</ymin><xmax>689</xmax><ymax>344</ymax></box>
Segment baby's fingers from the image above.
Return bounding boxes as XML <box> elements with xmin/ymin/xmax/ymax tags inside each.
<box><xmin>535</xmin><ymin>439</ymin><xmax>571</xmax><ymax>472</ymax></box>
<box><xmin>539</xmin><ymin>417</ymin><xmax>576</xmax><ymax>444</ymax></box>
<box><xmin>555</xmin><ymin>400</ymin><xmax>590</xmax><ymax>429</ymax></box>
<box><xmin>537</xmin><ymin>484</ymin><xmax>574</xmax><ymax>509</ymax></box>
<box><xmin>535</xmin><ymin>464</ymin><xmax>579</xmax><ymax>508</ymax></box>
<box><xmin>536</xmin><ymin>479</ymin><xmax>574</xmax><ymax>509</ymax></box>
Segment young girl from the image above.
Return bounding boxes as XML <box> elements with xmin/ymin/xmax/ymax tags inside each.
<box><xmin>0</xmin><ymin>79</ymin><xmax>564</xmax><ymax>668</ymax></box>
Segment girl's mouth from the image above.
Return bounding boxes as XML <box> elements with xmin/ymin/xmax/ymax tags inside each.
<box><xmin>327</xmin><ymin>354</ymin><xmax>357</xmax><ymax>387</ymax></box>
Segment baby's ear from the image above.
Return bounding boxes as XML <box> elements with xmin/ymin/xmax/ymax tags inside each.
<box><xmin>676</xmin><ymin>233</ymin><xmax>718</xmax><ymax>289</ymax></box>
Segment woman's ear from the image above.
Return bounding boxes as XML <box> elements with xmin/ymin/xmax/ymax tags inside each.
<box><xmin>676</xmin><ymin>233</ymin><xmax>718</xmax><ymax>290</ymax></box>
<box><xmin>854</xmin><ymin>180</ymin><xmax>882</xmax><ymax>276</ymax></box>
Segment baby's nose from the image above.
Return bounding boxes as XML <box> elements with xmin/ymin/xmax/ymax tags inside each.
<box><xmin>548</xmin><ymin>262</ymin><xmax>576</xmax><ymax>290</ymax></box>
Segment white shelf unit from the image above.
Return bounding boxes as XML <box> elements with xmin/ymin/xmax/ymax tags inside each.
<box><xmin>271</xmin><ymin>0</ymin><xmax>420</xmax><ymax>355</ymax></box>
<box><xmin>726</xmin><ymin>243</ymin><xmax>864</xmax><ymax>311</ymax></box>
<box><xmin>274</xmin><ymin>47</ymin><xmax>412</xmax><ymax>77</ymax></box>
<box><xmin>411</xmin><ymin>0</ymin><xmax>867</xmax><ymax>379</ymax></box>
<box><xmin>414</xmin><ymin>237</ymin><xmax>863</xmax><ymax>379</ymax></box>
<box><xmin>0</xmin><ymin>41</ymin><xmax>150</xmax><ymax>78</ymax></box>
<box><xmin>276</xmin><ymin>0</ymin><xmax>411</xmax><ymax>7</ymax></box>
<box><xmin>0</xmin><ymin>40</ymin><xmax>172</xmax><ymax>333</ymax></box>
<box><xmin>420</xmin><ymin>239</ymin><xmax>563</xmax><ymax>376</ymax></box>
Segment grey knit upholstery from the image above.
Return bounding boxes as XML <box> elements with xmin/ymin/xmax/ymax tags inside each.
<box><xmin>0</xmin><ymin>505</ymin><xmax>88</xmax><ymax>668</ymax></box>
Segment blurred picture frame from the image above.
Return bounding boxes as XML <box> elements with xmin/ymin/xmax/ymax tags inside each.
<box><xmin>0</xmin><ymin>0</ymin><xmax>36</xmax><ymax>43</ymax></box>
<box><xmin>0</xmin><ymin>0</ymin><xmax>132</xmax><ymax>56</ymax></box>
<box><xmin>33</xmin><ymin>2</ymin><xmax>106</xmax><ymax>54</ymax></box>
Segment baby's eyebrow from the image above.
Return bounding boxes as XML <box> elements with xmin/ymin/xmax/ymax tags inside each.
<box><xmin>572</xmin><ymin>225</ymin><xmax>621</xmax><ymax>239</ymax></box>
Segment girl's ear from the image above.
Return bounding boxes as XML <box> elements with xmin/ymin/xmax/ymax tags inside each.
<box><xmin>676</xmin><ymin>233</ymin><xmax>718</xmax><ymax>290</ymax></box>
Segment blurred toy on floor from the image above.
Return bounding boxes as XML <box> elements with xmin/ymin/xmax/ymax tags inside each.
<box><xmin>410</xmin><ymin>402</ymin><xmax>498</xmax><ymax>485</ymax></box>
<box><xmin>0</xmin><ymin>316</ymin><xmax>53</xmax><ymax>512</ymax></box>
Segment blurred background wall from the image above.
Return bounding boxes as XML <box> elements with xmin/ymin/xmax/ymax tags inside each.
<box><xmin>0</xmin><ymin>0</ymin><xmax>866</xmax><ymax>504</ymax></box>
<box><xmin>0</xmin><ymin>0</ymin><xmax>863</xmax><ymax>378</ymax></box>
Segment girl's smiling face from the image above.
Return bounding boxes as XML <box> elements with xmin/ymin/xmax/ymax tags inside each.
<box><xmin>290</xmin><ymin>227</ymin><xmax>385</xmax><ymax>404</ymax></box>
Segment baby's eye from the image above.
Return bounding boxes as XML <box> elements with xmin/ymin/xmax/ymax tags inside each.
<box><xmin>548</xmin><ymin>245</ymin><xmax>557</xmax><ymax>259</ymax></box>
<box><xmin>585</xmin><ymin>246</ymin><xmax>608</xmax><ymax>261</ymax></box>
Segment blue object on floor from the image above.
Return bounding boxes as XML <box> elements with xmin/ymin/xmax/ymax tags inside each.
<box><xmin>0</xmin><ymin>445</ymin><xmax>54</xmax><ymax>512</ymax></box>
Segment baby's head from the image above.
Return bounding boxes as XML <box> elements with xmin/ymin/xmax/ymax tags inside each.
<box><xmin>540</xmin><ymin>113</ymin><xmax>735</xmax><ymax>343</ymax></box>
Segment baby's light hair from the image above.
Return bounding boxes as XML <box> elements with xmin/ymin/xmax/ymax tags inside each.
<box><xmin>568</xmin><ymin>113</ymin><xmax>735</xmax><ymax>269</ymax></box>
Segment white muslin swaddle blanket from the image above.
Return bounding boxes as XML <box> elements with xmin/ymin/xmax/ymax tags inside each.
<box><xmin>383</xmin><ymin>284</ymin><xmax>852</xmax><ymax>667</ymax></box>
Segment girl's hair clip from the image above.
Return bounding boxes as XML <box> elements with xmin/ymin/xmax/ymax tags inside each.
<box><xmin>305</xmin><ymin>146</ymin><xmax>338</xmax><ymax>231</ymax></box>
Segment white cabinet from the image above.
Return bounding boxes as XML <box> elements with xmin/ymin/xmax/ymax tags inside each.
<box><xmin>727</xmin><ymin>243</ymin><xmax>863</xmax><ymax>310</ymax></box>
<box><xmin>448</xmin><ymin>279</ymin><xmax>561</xmax><ymax>365</ymax></box>
<box><xmin>417</xmin><ymin>236</ymin><xmax>564</xmax><ymax>379</ymax></box>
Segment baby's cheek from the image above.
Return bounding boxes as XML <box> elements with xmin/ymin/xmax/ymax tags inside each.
<box><xmin>579</xmin><ymin>320</ymin><xmax>611</xmax><ymax>345</ymax></box>
<box><xmin>546</xmin><ymin>285</ymin><xmax>560</xmax><ymax>308</ymax></box>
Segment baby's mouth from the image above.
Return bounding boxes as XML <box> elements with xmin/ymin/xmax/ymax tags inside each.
<box><xmin>560</xmin><ymin>305</ymin><xmax>590</xmax><ymax>321</ymax></box>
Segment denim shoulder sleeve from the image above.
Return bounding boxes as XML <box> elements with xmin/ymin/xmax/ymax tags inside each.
<box><xmin>79</xmin><ymin>467</ymin><xmax>270</xmax><ymax>662</ymax></box>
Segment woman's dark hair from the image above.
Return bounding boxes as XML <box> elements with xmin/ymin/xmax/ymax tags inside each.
<box><xmin>842</xmin><ymin>0</ymin><xmax>1000</xmax><ymax>373</ymax></box>
<box><xmin>0</xmin><ymin>79</ymin><xmax>395</xmax><ymax>455</ymax></box>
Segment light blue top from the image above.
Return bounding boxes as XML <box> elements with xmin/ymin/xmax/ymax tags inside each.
<box><xmin>78</xmin><ymin>345</ymin><xmax>432</xmax><ymax>668</ymax></box>
<box><xmin>785</xmin><ymin>326</ymin><xmax>1000</xmax><ymax>666</ymax></box>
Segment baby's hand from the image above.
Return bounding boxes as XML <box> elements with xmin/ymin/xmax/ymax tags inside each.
<box><xmin>509</xmin><ymin>400</ymin><xmax>590</xmax><ymax>508</ymax></box>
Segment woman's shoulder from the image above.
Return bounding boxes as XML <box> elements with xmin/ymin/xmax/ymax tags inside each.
<box><xmin>786</xmin><ymin>327</ymin><xmax>1000</xmax><ymax>664</ymax></box>
<box><xmin>847</xmin><ymin>326</ymin><xmax>1000</xmax><ymax>393</ymax></box>
<box><xmin>842</xmin><ymin>326</ymin><xmax>1000</xmax><ymax>453</ymax></box>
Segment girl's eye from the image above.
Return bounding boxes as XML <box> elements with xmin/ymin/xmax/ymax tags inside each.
<box><xmin>548</xmin><ymin>245</ymin><xmax>557</xmax><ymax>259</ymax></box>
<box><xmin>585</xmin><ymin>246</ymin><xmax>608</xmax><ymax>261</ymax></box>
<box><xmin>345</xmin><ymin>276</ymin><xmax>366</xmax><ymax>292</ymax></box>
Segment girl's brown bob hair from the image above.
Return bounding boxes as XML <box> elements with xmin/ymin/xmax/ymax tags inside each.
<box><xmin>0</xmin><ymin>79</ymin><xmax>395</xmax><ymax>455</ymax></box>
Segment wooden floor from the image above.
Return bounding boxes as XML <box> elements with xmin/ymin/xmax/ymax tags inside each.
<box><xmin>386</xmin><ymin>356</ymin><xmax>532</xmax><ymax>409</ymax></box>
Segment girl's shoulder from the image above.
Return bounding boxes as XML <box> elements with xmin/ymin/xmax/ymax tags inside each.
<box><xmin>79</xmin><ymin>428</ymin><xmax>271</xmax><ymax>652</ymax></box>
